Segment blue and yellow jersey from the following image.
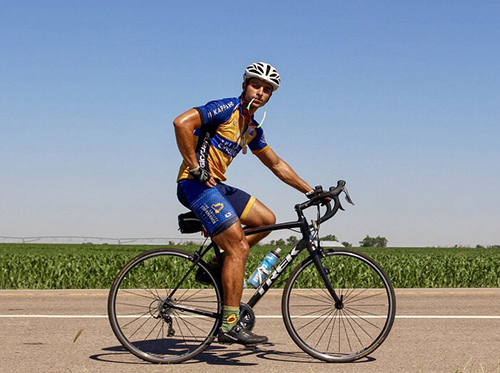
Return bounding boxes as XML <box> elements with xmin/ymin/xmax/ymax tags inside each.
<box><xmin>177</xmin><ymin>97</ymin><xmax>271</xmax><ymax>182</ymax></box>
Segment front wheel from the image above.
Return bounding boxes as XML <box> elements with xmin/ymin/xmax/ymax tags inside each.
<box><xmin>107</xmin><ymin>248</ymin><xmax>223</xmax><ymax>364</ymax></box>
<box><xmin>282</xmin><ymin>249</ymin><xmax>396</xmax><ymax>362</ymax></box>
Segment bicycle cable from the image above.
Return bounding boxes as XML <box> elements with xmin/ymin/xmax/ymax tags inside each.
<box><xmin>315</xmin><ymin>205</ymin><xmax>321</xmax><ymax>247</ymax></box>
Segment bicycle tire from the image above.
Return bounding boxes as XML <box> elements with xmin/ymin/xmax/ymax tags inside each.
<box><xmin>282</xmin><ymin>249</ymin><xmax>396</xmax><ymax>362</ymax></box>
<box><xmin>108</xmin><ymin>248</ymin><xmax>223</xmax><ymax>364</ymax></box>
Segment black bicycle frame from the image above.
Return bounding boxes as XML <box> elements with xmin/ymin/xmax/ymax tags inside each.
<box><xmin>241</xmin><ymin>206</ymin><xmax>342</xmax><ymax>308</ymax></box>
<box><xmin>246</xmin><ymin>237</ymin><xmax>309</xmax><ymax>307</ymax></box>
<box><xmin>180</xmin><ymin>202</ymin><xmax>343</xmax><ymax>316</ymax></box>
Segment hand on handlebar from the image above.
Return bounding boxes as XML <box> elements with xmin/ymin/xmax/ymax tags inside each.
<box><xmin>306</xmin><ymin>186</ymin><xmax>331</xmax><ymax>205</ymax></box>
<box><xmin>299</xmin><ymin>180</ymin><xmax>354</xmax><ymax>225</ymax></box>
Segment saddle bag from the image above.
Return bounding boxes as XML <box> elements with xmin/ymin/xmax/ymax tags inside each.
<box><xmin>178</xmin><ymin>211</ymin><xmax>203</xmax><ymax>234</ymax></box>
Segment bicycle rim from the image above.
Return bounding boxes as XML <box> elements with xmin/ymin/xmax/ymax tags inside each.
<box><xmin>282</xmin><ymin>249</ymin><xmax>396</xmax><ymax>362</ymax></box>
<box><xmin>107</xmin><ymin>248</ymin><xmax>222</xmax><ymax>364</ymax></box>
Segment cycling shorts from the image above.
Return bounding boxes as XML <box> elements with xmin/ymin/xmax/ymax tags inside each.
<box><xmin>177</xmin><ymin>179</ymin><xmax>256</xmax><ymax>237</ymax></box>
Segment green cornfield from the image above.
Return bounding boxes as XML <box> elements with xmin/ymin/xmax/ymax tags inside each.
<box><xmin>0</xmin><ymin>243</ymin><xmax>499</xmax><ymax>289</ymax></box>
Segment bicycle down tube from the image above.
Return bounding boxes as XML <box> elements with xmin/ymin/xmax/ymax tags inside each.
<box><xmin>243</xmin><ymin>217</ymin><xmax>341</xmax><ymax>308</ymax></box>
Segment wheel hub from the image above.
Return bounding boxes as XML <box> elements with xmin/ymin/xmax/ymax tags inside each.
<box><xmin>335</xmin><ymin>295</ymin><xmax>344</xmax><ymax>310</ymax></box>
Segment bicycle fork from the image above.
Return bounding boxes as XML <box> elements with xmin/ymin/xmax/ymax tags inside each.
<box><xmin>309</xmin><ymin>246</ymin><xmax>344</xmax><ymax>309</ymax></box>
<box><xmin>300</xmin><ymin>206</ymin><xmax>344</xmax><ymax>309</ymax></box>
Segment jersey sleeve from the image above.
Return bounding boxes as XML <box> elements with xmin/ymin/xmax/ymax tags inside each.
<box><xmin>194</xmin><ymin>98</ymin><xmax>239</xmax><ymax>128</ymax></box>
<box><xmin>248</xmin><ymin>127</ymin><xmax>270</xmax><ymax>152</ymax></box>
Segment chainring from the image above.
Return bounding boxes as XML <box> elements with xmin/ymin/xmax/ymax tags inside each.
<box><xmin>239</xmin><ymin>302</ymin><xmax>255</xmax><ymax>331</ymax></box>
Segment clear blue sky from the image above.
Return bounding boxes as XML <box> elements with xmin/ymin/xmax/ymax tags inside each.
<box><xmin>1</xmin><ymin>1</ymin><xmax>499</xmax><ymax>247</ymax></box>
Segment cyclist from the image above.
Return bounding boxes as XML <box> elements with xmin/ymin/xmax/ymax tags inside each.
<box><xmin>174</xmin><ymin>62</ymin><xmax>314</xmax><ymax>345</ymax></box>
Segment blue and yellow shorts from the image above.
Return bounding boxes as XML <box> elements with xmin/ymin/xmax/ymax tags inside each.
<box><xmin>177</xmin><ymin>179</ymin><xmax>256</xmax><ymax>237</ymax></box>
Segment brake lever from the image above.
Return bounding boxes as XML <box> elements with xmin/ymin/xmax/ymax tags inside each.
<box><xmin>343</xmin><ymin>187</ymin><xmax>355</xmax><ymax>205</ymax></box>
<box><xmin>337</xmin><ymin>197</ymin><xmax>345</xmax><ymax>211</ymax></box>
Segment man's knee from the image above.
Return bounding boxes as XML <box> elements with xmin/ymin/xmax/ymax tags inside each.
<box><xmin>255</xmin><ymin>208</ymin><xmax>276</xmax><ymax>228</ymax></box>
<box><xmin>244</xmin><ymin>200</ymin><xmax>276</xmax><ymax>227</ymax></box>
<box><xmin>213</xmin><ymin>223</ymin><xmax>250</xmax><ymax>257</ymax></box>
<box><xmin>263</xmin><ymin>209</ymin><xmax>276</xmax><ymax>226</ymax></box>
<box><xmin>231</xmin><ymin>238</ymin><xmax>250</xmax><ymax>259</ymax></box>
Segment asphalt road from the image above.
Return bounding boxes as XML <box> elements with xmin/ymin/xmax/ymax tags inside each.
<box><xmin>1</xmin><ymin>288</ymin><xmax>500</xmax><ymax>373</ymax></box>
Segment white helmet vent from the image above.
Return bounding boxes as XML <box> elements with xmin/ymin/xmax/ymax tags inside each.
<box><xmin>243</xmin><ymin>62</ymin><xmax>281</xmax><ymax>91</ymax></box>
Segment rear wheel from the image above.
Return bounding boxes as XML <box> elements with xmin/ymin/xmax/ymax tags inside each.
<box><xmin>282</xmin><ymin>249</ymin><xmax>396</xmax><ymax>362</ymax></box>
<box><xmin>108</xmin><ymin>248</ymin><xmax>222</xmax><ymax>364</ymax></box>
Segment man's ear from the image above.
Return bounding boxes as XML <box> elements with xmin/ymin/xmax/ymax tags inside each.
<box><xmin>242</xmin><ymin>81</ymin><xmax>247</xmax><ymax>90</ymax></box>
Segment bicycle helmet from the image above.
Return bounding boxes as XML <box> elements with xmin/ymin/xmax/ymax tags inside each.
<box><xmin>243</xmin><ymin>62</ymin><xmax>281</xmax><ymax>91</ymax></box>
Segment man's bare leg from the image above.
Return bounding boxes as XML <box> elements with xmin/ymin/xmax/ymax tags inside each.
<box><xmin>212</xmin><ymin>222</ymin><xmax>249</xmax><ymax>307</ymax></box>
<box><xmin>213</xmin><ymin>220</ymin><xmax>268</xmax><ymax>344</ymax></box>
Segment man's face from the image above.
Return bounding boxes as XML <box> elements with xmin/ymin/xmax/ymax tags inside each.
<box><xmin>243</xmin><ymin>78</ymin><xmax>273</xmax><ymax>109</ymax></box>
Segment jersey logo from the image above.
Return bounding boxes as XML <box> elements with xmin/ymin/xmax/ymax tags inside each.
<box><xmin>211</xmin><ymin>203</ymin><xmax>224</xmax><ymax>214</ymax></box>
<box><xmin>212</xmin><ymin>101</ymin><xmax>235</xmax><ymax>116</ymax></box>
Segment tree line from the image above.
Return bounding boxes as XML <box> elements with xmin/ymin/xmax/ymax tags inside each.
<box><xmin>268</xmin><ymin>234</ymin><xmax>389</xmax><ymax>248</ymax></box>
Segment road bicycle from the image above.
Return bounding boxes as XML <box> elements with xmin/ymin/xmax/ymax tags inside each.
<box><xmin>107</xmin><ymin>180</ymin><xmax>396</xmax><ymax>364</ymax></box>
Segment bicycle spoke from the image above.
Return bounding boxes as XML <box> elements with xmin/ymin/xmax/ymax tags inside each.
<box><xmin>346</xmin><ymin>290</ymin><xmax>386</xmax><ymax>304</ymax></box>
<box><xmin>310</xmin><ymin>288</ymin><xmax>335</xmax><ymax>304</ymax></box>
<box><xmin>345</xmin><ymin>304</ymin><xmax>388</xmax><ymax>317</ymax></box>
<box><xmin>121</xmin><ymin>289</ymin><xmax>159</xmax><ymax>301</ymax></box>
<box><xmin>142</xmin><ymin>316</ymin><xmax>163</xmax><ymax>342</ymax></box>
<box><xmin>343</xmin><ymin>307</ymin><xmax>383</xmax><ymax>332</ymax></box>
<box><xmin>326</xmin><ymin>308</ymin><xmax>338</xmax><ymax>352</ymax></box>
<box><xmin>291</xmin><ymin>289</ymin><xmax>333</xmax><ymax>306</ymax></box>
<box><xmin>115</xmin><ymin>302</ymin><xmax>151</xmax><ymax>311</ymax></box>
<box><xmin>293</xmin><ymin>304</ymin><xmax>336</xmax><ymax>318</ymax></box>
<box><xmin>343</xmin><ymin>310</ymin><xmax>353</xmax><ymax>351</ymax></box>
<box><xmin>172</xmin><ymin>310</ymin><xmax>194</xmax><ymax>347</ymax></box>
<box><xmin>340</xmin><ymin>308</ymin><xmax>364</xmax><ymax>350</ymax></box>
<box><xmin>128</xmin><ymin>310</ymin><xmax>157</xmax><ymax>339</ymax></box>
<box><xmin>314</xmin><ymin>308</ymin><xmax>337</xmax><ymax>348</ymax></box>
<box><xmin>302</xmin><ymin>307</ymin><xmax>336</xmax><ymax>338</ymax></box>
<box><xmin>120</xmin><ymin>309</ymin><xmax>153</xmax><ymax>329</ymax></box>
<box><xmin>173</xmin><ymin>310</ymin><xmax>204</xmax><ymax>341</ymax></box>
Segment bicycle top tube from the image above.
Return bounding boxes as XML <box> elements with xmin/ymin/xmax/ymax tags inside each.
<box><xmin>244</xmin><ymin>220</ymin><xmax>301</xmax><ymax>236</ymax></box>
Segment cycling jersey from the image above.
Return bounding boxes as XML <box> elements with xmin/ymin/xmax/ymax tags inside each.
<box><xmin>176</xmin><ymin>97</ymin><xmax>271</xmax><ymax>182</ymax></box>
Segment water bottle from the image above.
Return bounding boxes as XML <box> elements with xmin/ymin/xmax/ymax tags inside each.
<box><xmin>248</xmin><ymin>248</ymin><xmax>282</xmax><ymax>288</ymax></box>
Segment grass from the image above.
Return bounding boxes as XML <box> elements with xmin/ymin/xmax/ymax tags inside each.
<box><xmin>1</xmin><ymin>243</ymin><xmax>499</xmax><ymax>289</ymax></box>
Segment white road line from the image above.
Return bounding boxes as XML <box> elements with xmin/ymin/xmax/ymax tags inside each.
<box><xmin>0</xmin><ymin>315</ymin><xmax>499</xmax><ymax>319</ymax></box>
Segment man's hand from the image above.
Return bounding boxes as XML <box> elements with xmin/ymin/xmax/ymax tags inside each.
<box><xmin>189</xmin><ymin>166</ymin><xmax>210</xmax><ymax>182</ymax></box>
<box><xmin>189</xmin><ymin>166</ymin><xmax>216</xmax><ymax>187</ymax></box>
<box><xmin>305</xmin><ymin>190</ymin><xmax>317</xmax><ymax>199</ymax></box>
<box><xmin>306</xmin><ymin>187</ymin><xmax>331</xmax><ymax>204</ymax></box>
